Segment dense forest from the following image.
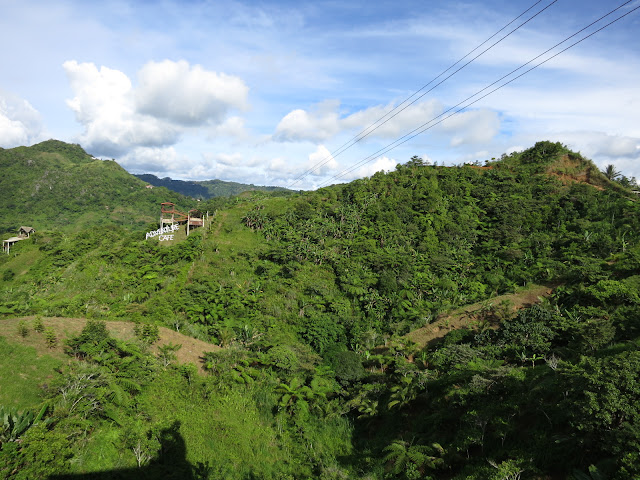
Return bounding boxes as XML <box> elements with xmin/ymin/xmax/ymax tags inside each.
<box><xmin>1</xmin><ymin>141</ymin><xmax>640</xmax><ymax>479</ymax></box>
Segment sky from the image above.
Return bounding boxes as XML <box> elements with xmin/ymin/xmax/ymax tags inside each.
<box><xmin>0</xmin><ymin>0</ymin><xmax>639</xmax><ymax>189</ymax></box>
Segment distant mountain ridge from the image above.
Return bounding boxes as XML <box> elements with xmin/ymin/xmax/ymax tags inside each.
<box><xmin>134</xmin><ymin>174</ymin><xmax>290</xmax><ymax>199</ymax></box>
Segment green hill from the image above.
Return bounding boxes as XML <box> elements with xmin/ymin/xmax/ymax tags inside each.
<box><xmin>0</xmin><ymin>140</ymin><xmax>189</xmax><ymax>233</ymax></box>
<box><xmin>1</xmin><ymin>141</ymin><xmax>640</xmax><ymax>479</ymax></box>
<box><xmin>134</xmin><ymin>174</ymin><xmax>291</xmax><ymax>199</ymax></box>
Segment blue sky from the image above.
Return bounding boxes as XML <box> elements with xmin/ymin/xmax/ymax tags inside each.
<box><xmin>1</xmin><ymin>0</ymin><xmax>639</xmax><ymax>189</ymax></box>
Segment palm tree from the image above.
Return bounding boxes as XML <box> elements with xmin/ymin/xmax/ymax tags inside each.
<box><xmin>603</xmin><ymin>164</ymin><xmax>621</xmax><ymax>181</ymax></box>
<box><xmin>275</xmin><ymin>377</ymin><xmax>313</xmax><ymax>415</ymax></box>
<box><xmin>383</xmin><ymin>439</ymin><xmax>445</xmax><ymax>477</ymax></box>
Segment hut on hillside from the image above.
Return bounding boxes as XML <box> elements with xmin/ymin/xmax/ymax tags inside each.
<box><xmin>3</xmin><ymin>226</ymin><xmax>36</xmax><ymax>254</ymax></box>
<box><xmin>19</xmin><ymin>226</ymin><xmax>35</xmax><ymax>238</ymax></box>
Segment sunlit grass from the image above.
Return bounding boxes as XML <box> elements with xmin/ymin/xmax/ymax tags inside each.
<box><xmin>0</xmin><ymin>335</ymin><xmax>62</xmax><ymax>409</ymax></box>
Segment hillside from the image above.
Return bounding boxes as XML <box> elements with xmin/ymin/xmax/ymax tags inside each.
<box><xmin>135</xmin><ymin>174</ymin><xmax>291</xmax><ymax>199</ymax></box>
<box><xmin>1</xmin><ymin>141</ymin><xmax>640</xmax><ymax>479</ymax></box>
<box><xmin>0</xmin><ymin>140</ymin><xmax>189</xmax><ymax>233</ymax></box>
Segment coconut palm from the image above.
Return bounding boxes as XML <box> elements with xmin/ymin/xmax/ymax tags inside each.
<box><xmin>603</xmin><ymin>164</ymin><xmax>621</xmax><ymax>181</ymax></box>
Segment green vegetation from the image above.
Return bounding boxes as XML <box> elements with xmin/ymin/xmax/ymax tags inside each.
<box><xmin>0</xmin><ymin>140</ymin><xmax>188</xmax><ymax>233</ymax></box>
<box><xmin>1</xmin><ymin>140</ymin><xmax>640</xmax><ymax>478</ymax></box>
<box><xmin>0</xmin><ymin>337</ymin><xmax>62</xmax><ymax>408</ymax></box>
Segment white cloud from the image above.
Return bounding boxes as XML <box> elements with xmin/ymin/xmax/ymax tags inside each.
<box><xmin>119</xmin><ymin>146</ymin><xmax>187</xmax><ymax>174</ymax></box>
<box><xmin>343</xmin><ymin>100</ymin><xmax>443</xmax><ymax>139</ymax></box>
<box><xmin>0</xmin><ymin>92</ymin><xmax>44</xmax><ymax>147</ymax></box>
<box><xmin>193</xmin><ymin>151</ymin><xmax>277</xmax><ymax>182</ymax></box>
<box><xmin>208</xmin><ymin>116</ymin><xmax>248</xmax><ymax>140</ymax></box>
<box><xmin>272</xmin><ymin>98</ymin><xmax>500</xmax><ymax>147</ymax></box>
<box><xmin>136</xmin><ymin>60</ymin><xmax>248</xmax><ymax>126</ymax></box>
<box><xmin>440</xmin><ymin>109</ymin><xmax>500</xmax><ymax>146</ymax></box>
<box><xmin>273</xmin><ymin>100</ymin><xmax>341</xmax><ymax>142</ymax></box>
<box><xmin>208</xmin><ymin>152</ymin><xmax>245</xmax><ymax>167</ymax></box>
<box><xmin>306</xmin><ymin>145</ymin><xmax>337</xmax><ymax>176</ymax></box>
<box><xmin>341</xmin><ymin>156</ymin><xmax>398</xmax><ymax>181</ymax></box>
<box><xmin>63</xmin><ymin>59</ymin><xmax>249</xmax><ymax>158</ymax></box>
<box><xmin>64</xmin><ymin>60</ymin><xmax>179</xmax><ymax>156</ymax></box>
<box><xmin>589</xmin><ymin>133</ymin><xmax>640</xmax><ymax>159</ymax></box>
<box><xmin>260</xmin><ymin>145</ymin><xmax>340</xmax><ymax>188</ymax></box>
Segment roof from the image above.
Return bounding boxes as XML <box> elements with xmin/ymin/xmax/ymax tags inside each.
<box><xmin>3</xmin><ymin>237</ymin><xmax>24</xmax><ymax>243</ymax></box>
<box><xmin>19</xmin><ymin>226</ymin><xmax>35</xmax><ymax>233</ymax></box>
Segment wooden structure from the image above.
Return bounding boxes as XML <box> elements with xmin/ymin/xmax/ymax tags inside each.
<box><xmin>186</xmin><ymin>210</ymin><xmax>203</xmax><ymax>236</ymax></box>
<box><xmin>19</xmin><ymin>226</ymin><xmax>35</xmax><ymax>237</ymax></box>
<box><xmin>160</xmin><ymin>202</ymin><xmax>188</xmax><ymax>227</ymax></box>
<box><xmin>160</xmin><ymin>203</ymin><xmax>207</xmax><ymax>236</ymax></box>
<box><xmin>3</xmin><ymin>226</ymin><xmax>35</xmax><ymax>254</ymax></box>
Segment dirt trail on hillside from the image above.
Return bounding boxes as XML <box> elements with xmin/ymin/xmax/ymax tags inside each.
<box><xmin>404</xmin><ymin>284</ymin><xmax>555</xmax><ymax>349</ymax></box>
<box><xmin>0</xmin><ymin>317</ymin><xmax>220</xmax><ymax>372</ymax></box>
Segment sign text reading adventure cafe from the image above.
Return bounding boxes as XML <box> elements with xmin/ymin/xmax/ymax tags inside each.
<box><xmin>146</xmin><ymin>224</ymin><xmax>180</xmax><ymax>241</ymax></box>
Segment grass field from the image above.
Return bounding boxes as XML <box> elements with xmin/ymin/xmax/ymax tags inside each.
<box><xmin>0</xmin><ymin>335</ymin><xmax>62</xmax><ymax>409</ymax></box>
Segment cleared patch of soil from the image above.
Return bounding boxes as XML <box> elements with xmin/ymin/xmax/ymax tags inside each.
<box><xmin>404</xmin><ymin>284</ymin><xmax>555</xmax><ymax>349</ymax></box>
<box><xmin>0</xmin><ymin>316</ymin><xmax>220</xmax><ymax>372</ymax></box>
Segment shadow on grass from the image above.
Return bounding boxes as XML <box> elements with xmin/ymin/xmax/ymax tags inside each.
<box><xmin>48</xmin><ymin>420</ymin><xmax>212</xmax><ymax>480</ymax></box>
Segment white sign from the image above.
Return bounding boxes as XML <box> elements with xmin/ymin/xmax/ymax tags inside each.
<box><xmin>146</xmin><ymin>224</ymin><xmax>180</xmax><ymax>240</ymax></box>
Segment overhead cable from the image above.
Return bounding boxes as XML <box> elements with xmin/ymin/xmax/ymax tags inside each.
<box><xmin>318</xmin><ymin>1</ymin><xmax>639</xmax><ymax>188</ymax></box>
<box><xmin>284</xmin><ymin>0</ymin><xmax>558</xmax><ymax>189</ymax></box>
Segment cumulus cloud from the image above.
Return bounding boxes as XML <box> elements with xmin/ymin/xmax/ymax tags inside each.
<box><xmin>440</xmin><ymin>109</ymin><xmax>500</xmax><ymax>146</ymax></box>
<box><xmin>63</xmin><ymin>60</ymin><xmax>249</xmax><ymax>158</ymax></box>
<box><xmin>208</xmin><ymin>116</ymin><xmax>248</xmax><ymax>140</ymax></box>
<box><xmin>306</xmin><ymin>145</ymin><xmax>337</xmax><ymax>176</ymax></box>
<box><xmin>0</xmin><ymin>92</ymin><xmax>44</xmax><ymax>147</ymax></box>
<box><xmin>273</xmin><ymin>98</ymin><xmax>498</xmax><ymax>147</ymax></box>
<box><xmin>193</xmin><ymin>151</ymin><xmax>275</xmax><ymax>182</ymax></box>
<box><xmin>589</xmin><ymin>134</ymin><xmax>640</xmax><ymax>159</ymax></box>
<box><xmin>207</xmin><ymin>152</ymin><xmax>245</xmax><ymax>166</ymax></box>
<box><xmin>273</xmin><ymin>100</ymin><xmax>341</xmax><ymax>142</ymax></box>
<box><xmin>136</xmin><ymin>60</ymin><xmax>248</xmax><ymax>125</ymax></box>
<box><xmin>64</xmin><ymin>60</ymin><xmax>179</xmax><ymax>156</ymax></box>
<box><xmin>118</xmin><ymin>146</ymin><xmax>186</xmax><ymax>174</ymax></box>
<box><xmin>342</xmin><ymin>100</ymin><xmax>441</xmax><ymax>139</ymax></box>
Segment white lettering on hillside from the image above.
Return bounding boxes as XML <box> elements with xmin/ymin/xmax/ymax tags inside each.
<box><xmin>145</xmin><ymin>224</ymin><xmax>180</xmax><ymax>240</ymax></box>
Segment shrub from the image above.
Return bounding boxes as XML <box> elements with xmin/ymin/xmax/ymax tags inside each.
<box><xmin>157</xmin><ymin>343</ymin><xmax>182</xmax><ymax>367</ymax></box>
<box><xmin>134</xmin><ymin>322</ymin><xmax>160</xmax><ymax>345</ymax></box>
<box><xmin>2</xmin><ymin>269</ymin><xmax>15</xmax><ymax>282</ymax></box>
<box><xmin>32</xmin><ymin>316</ymin><xmax>45</xmax><ymax>333</ymax></box>
<box><xmin>330</xmin><ymin>351</ymin><xmax>365</xmax><ymax>385</ymax></box>
<box><xmin>44</xmin><ymin>328</ymin><xmax>57</xmax><ymax>349</ymax></box>
<box><xmin>17</xmin><ymin>320</ymin><xmax>29</xmax><ymax>338</ymax></box>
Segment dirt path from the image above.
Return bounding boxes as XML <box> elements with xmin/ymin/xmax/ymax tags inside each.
<box><xmin>404</xmin><ymin>284</ymin><xmax>555</xmax><ymax>349</ymax></box>
<box><xmin>0</xmin><ymin>317</ymin><xmax>220</xmax><ymax>372</ymax></box>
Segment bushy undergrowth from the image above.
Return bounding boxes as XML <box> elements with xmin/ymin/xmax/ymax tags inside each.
<box><xmin>1</xmin><ymin>142</ymin><xmax>640</xmax><ymax>478</ymax></box>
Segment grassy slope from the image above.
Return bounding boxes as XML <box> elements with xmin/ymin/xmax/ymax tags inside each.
<box><xmin>0</xmin><ymin>316</ymin><xmax>221</xmax><ymax>374</ymax></box>
<box><xmin>0</xmin><ymin>336</ymin><xmax>62</xmax><ymax>409</ymax></box>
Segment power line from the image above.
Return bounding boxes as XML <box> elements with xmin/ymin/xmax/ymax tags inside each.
<box><xmin>318</xmin><ymin>1</ymin><xmax>639</xmax><ymax>188</ymax></box>
<box><xmin>284</xmin><ymin>0</ymin><xmax>558</xmax><ymax>189</ymax></box>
